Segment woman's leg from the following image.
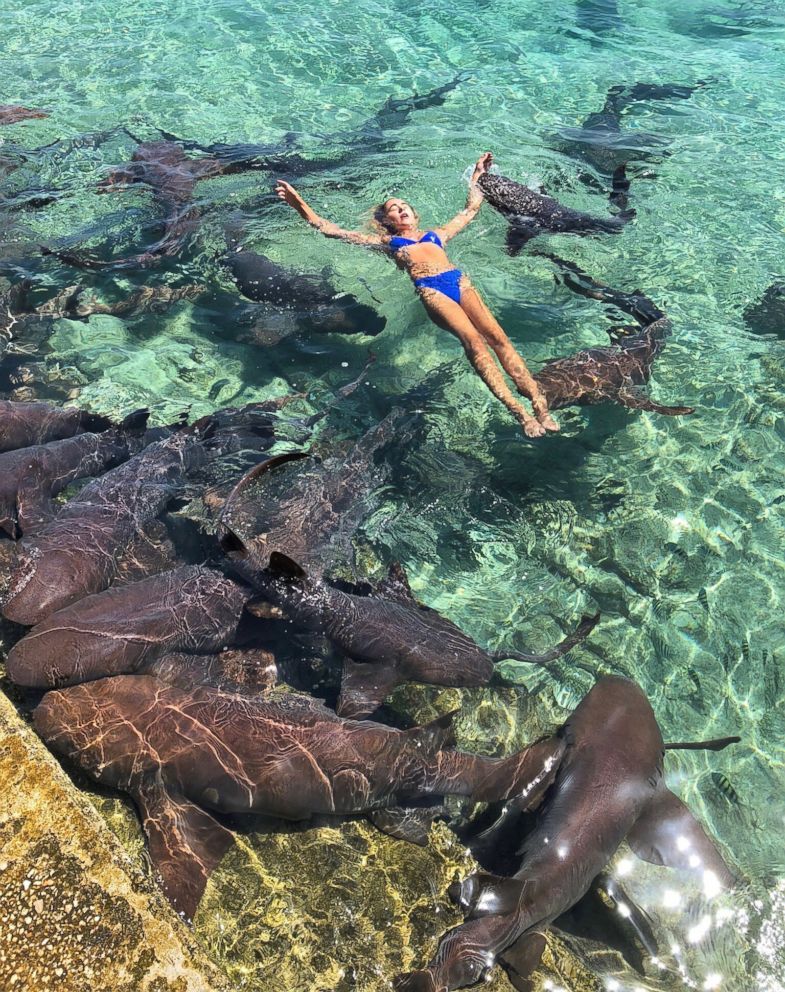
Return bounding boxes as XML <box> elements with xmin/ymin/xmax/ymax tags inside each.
<box><xmin>418</xmin><ymin>288</ymin><xmax>546</xmax><ymax>438</ymax></box>
<box><xmin>458</xmin><ymin>278</ymin><xmax>559</xmax><ymax>432</ymax></box>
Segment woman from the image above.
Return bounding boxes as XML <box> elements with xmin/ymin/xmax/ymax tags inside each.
<box><xmin>275</xmin><ymin>152</ymin><xmax>558</xmax><ymax>437</ymax></box>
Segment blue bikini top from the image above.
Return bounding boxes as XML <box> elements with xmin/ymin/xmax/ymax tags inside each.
<box><xmin>388</xmin><ymin>230</ymin><xmax>443</xmax><ymax>253</ymax></box>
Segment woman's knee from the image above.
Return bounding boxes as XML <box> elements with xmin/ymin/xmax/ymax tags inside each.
<box><xmin>482</xmin><ymin>324</ymin><xmax>510</xmax><ymax>348</ymax></box>
<box><xmin>462</xmin><ymin>337</ymin><xmax>487</xmax><ymax>362</ymax></box>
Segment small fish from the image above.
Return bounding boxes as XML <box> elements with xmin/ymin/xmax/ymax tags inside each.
<box><xmin>665</xmin><ymin>541</ymin><xmax>691</xmax><ymax>563</ymax></box>
<box><xmin>650</xmin><ymin>627</ymin><xmax>672</xmax><ymax>662</ymax></box>
<box><xmin>687</xmin><ymin>668</ymin><xmax>702</xmax><ymax>693</ymax></box>
<box><xmin>651</xmin><ymin>597</ymin><xmax>668</xmax><ymax>621</ymax></box>
<box><xmin>741</xmin><ymin>638</ymin><xmax>751</xmax><ymax>663</ymax></box>
<box><xmin>710</xmin><ymin>772</ymin><xmax>740</xmax><ymax>805</ymax></box>
<box><xmin>208</xmin><ymin>378</ymin><xmax>231</xmax><ymax>401</ymax></box>
<box><xmin>698</xmin><ymin>587</ymin><xmax>709</xmax><ymax>611</ymax></box>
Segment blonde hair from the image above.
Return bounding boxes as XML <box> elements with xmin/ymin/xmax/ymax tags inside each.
<box><xmin>371</xmin><ymin>198</ymin><xmax>419</xmax><ymax>234</ymax></box>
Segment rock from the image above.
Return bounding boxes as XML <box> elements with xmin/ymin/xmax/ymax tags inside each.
<box><xmin>0</xmin><ymin>689</ymin><xmax>232</xmax><ymax>992</ymax></box>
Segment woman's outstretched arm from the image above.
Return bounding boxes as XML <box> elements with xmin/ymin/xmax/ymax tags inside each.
<box><xmin>275</xmin><ymin>180</ymin><xmax>385</xmax><ymax>247</ymax></box>
<box><xmin>434</xmin><ymin>152</ymin><xmax>492</xmax><ymax>243</ymax></box>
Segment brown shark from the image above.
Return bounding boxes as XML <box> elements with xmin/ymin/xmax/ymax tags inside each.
<box><xmin>42</xmin><ymin>140</ymin><xmax>229</xmax><ymax>270</ymax></box>
<box><xmin>395</xmin><ymin>676</ymin><xmax>736</xmax><ymax>992</ymax></box>
<box><xmin>0</xmin><ymin>408</ymin><xmax>149</xmax><ymax>539</ymax></box>
<box><xmin>222</xmin><ymin>229</ymin><xmax>386</xmax><ymax>339</ymax></box>
<box><xmin>33</xmin><ymin>673</ymin><xmax>564</xmax><ymax>920</ymax></box>
<box><xmin>532</xmin><ymin>254</ymin><xmax>695</xmax><ymax>416</ymax></box>
<box><xmin>221</xmin><ymin>538</ymin><xmax>598</xmax><ymax>719</ymax></box>
<box><xmin>0</xmin><ymin>398</ymin><xmax>114</xmax><ymax>452</ymax></box>
<box><xmin>555</xmin><ymin>81</ymin><xmax>708</xmax><ymax>176</ymax></box>
<box><xmin>744</xmin><ymin>282</ymin><xmax>785</xmax><ymax>338</ymax></box>
<box><xmin>219</xmin><ymin>408</ymin><xmax>407</xmax><ymax>580</ymax></box>
<box><xmin>1</xmin><ymin>403</ymin><xmax>284</xmax><ymax>625</ymax></box>
<box><xmin>5</xmin><ymin>566</ymin><xmax>253</xmax><ymax>688</ymax></box>
<box><xmin>147</xmin><ymin>73</ymin><xmax>468</xmax><ymax>176</ymax></box>
<box><xmin>477</xmin><ymin>167</ymin><xmax>634</xmax><ymax>253</ymax></box>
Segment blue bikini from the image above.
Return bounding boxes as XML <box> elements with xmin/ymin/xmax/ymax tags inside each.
<box><xmin>388</xmin><ymin>230</ymin><xmax>463</xmax><ymax>305</ymax></box>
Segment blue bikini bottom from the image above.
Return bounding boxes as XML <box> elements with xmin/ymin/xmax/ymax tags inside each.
<box><xmin>414</xmin><ymin>268</ymin><xmax>462</xmax><ymax>305</ymax></box>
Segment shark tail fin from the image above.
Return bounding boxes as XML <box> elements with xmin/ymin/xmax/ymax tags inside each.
<box><xmin>665</xmin><ymin>736</ymin><xmax>741</xmax><ymax>752</ymax></box>
<box><xmin>134</xmin><ymin>774</ymin><xmax>234</xmax><ymax>923</ymax></box>
<box><xmin>494</xmin><ymin>612</ymin><xmax>599</xmax><ymax>667</ymax></box>
<box><xmin>118</xmin><ymin>408</ymin><xmax>151</xmax><ymax>433</ymax></box>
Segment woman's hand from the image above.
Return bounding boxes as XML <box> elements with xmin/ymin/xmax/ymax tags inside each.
<box><xmin>274</xmin><ymin>179</ymin><xmax>304</xmax><ymax>209</ymax></box>
<box><xmin>472</xmin><ymin>151</ymin><xmax>493</xmax><ymax>177</ymax></box>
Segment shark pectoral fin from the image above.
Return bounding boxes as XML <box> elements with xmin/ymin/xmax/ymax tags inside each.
<box><xmin>504</xmin><ymin>227</ymin><xmax>532</xmax><ymax>256</ymax></box>
<box><xmin>617</xmin><ymin>389</ymin><xmax>695</xmax><ymax>416</ymax></box>
<box><xmin>368</xmin><ymin>805</ymin><xmax>447</xmax><ymax>845</ymax></box>
<box><xmin>335</xmin><ymin>658</ymin><xmax>400</xmax><ymax>719</ymax></box>
<box><xmin>498</xmin><ymin>931</ymin><xmax>547</xmax><ymax>992</ymax></box>
<box><xmin>554</xmin><ymin>872</ymin><xmax>657</xmax><ymax>975</ymax></box>
<box><xmin>134</xmin><ymin>775</ymin><xmax>234</xmax><ymax>922</ymax></box>
<box><xmin>627</xmin><ymin>787</ymin><xmax>735</xmax><ymax>888</ymax></box>
<box><xmin>598</xmin><ymin>872</ymin><xmax>659</xmax><ymax>966</ymax></box>
<box><xmin>450</xmin><ymin>872</ymin><xmax>526</xmax><ymax>919</ymax></box>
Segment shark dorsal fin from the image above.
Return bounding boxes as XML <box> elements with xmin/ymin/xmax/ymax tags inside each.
<box><xmin>375</xmin><ymin>561</ymin><xmax>419</xmax><ymax>605</ymax></box>
<box><xmin>268</xmin><ymin>550</ymin><xmax>307</xmax><ymax>580</ymax></box>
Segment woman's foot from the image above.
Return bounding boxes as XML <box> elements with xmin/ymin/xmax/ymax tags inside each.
<box><xmin>532</xmin><ymin>396</ymin><xmax>560</xmax><ymax>432</ymax></box>
<box><xmin>518</xmin><ymin>413</ymin><xmax>546</xmax><ymax>438</ymax></box>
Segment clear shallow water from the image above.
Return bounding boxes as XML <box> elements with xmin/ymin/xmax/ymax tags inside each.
<box><xmin>2</xmin><ymin>0</ymin><xmax>785</xmax><ymax>989</ymax></box>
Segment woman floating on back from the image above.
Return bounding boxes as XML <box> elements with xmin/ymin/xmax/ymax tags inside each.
<box><xmin>275</xmin><ymin>152</ymin><xmax>559</xmax><ymax>438</ymax></box>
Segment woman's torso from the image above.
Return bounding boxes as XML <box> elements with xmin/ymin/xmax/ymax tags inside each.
<box><xmin>386</xmin><ymin>230</ymin><xmax>455</xmax><ymax>279</ymax></box>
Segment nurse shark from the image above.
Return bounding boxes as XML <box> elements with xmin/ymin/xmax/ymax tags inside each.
<box><xmin>34</xmin><ymin>673</ymin><xmax>565</xmax><ymax>921</ymax></box>
<box><xmin>396</xmin><ymin>676</ymin><xmax>736</xmax><ymax>991</ymax></box>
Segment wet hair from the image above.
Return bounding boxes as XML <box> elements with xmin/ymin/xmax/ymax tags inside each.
<box><xmin>372</xmin><ymin>198</ymin><xmax>419</xmax><ymax>234</ymax></box>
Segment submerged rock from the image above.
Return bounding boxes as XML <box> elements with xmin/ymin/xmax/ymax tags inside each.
<box><xmin>192</xmin><ymin>816</ymin><xmax>607</xmax><ymax>991</ymax></box>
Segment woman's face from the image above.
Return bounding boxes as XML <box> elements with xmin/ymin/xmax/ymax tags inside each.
<box><xmin>382</xmin><ymin>198</ymin><xmax>416</xmax><ymax>232</ymax></box>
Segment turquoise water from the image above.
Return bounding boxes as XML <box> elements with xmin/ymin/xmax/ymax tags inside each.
<box><xmin>3</xmin><ymin>0</ymin><xmax>785</xmax><ymax>989</ymax></box>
